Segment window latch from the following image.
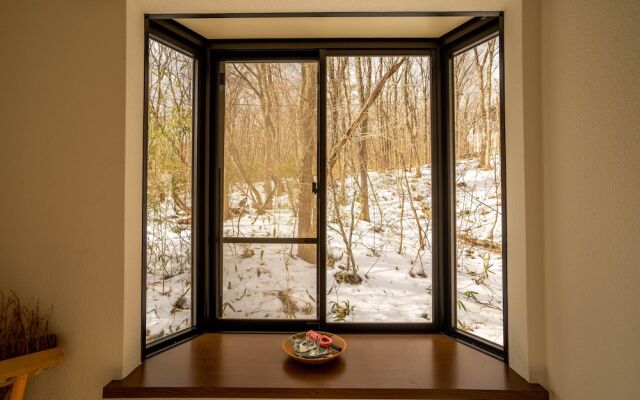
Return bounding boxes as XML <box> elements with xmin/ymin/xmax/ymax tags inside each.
<box><xmin>312</xmin><ymin>181</ymin><xmax>318</xmax><ymax>195</ymax></box>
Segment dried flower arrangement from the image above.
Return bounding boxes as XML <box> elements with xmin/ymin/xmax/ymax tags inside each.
<box><xmin>0</xmin><ymin>291</ymin><xmax>57</xmax><ymax>399</ymax></box>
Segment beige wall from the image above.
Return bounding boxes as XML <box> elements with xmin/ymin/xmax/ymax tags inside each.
<box><xmin>0</xmin><ymin>0</ymin><xmax>126</xmax><ymax>399</ymax></box>
<box><xmin>1</xmin><ymin>0</ymin><xmax>638</xmax><ymax>399</ymax></box>
<box><xmin>540</xmin><ymin>0</ymin><xmax>640</xmax><ymax>398</ymax></box>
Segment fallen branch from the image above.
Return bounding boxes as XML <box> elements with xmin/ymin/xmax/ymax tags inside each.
<box><xmin>458</xmin><ymin>233</ymin><xmax>502</xmax><ymax>252</ymax></box>
<box><xmin>328</xmin><ymin>57</ymin><xmax>407</xmax><ymax>170</ymax></box>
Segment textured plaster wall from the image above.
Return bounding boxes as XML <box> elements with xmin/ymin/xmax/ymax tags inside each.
<box><xmin>540</xmin><ymin>0</ymin><xmax>640</xmax><ymax>399</ymax></box>
<box><xmin>0</xmin><ymin>0</ymin><xmax>126</xmax><ymax>398</ymax></box>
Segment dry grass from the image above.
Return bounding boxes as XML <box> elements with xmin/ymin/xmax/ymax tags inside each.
<box><xmin>0</xmin><ymin>291</ymin><xmax>56</xmax><ymax>361</ymax></box>
<box><xmin>0</xmin><ymin>292</ymin><xmax>56</xmax><ymax>399</ymax></box>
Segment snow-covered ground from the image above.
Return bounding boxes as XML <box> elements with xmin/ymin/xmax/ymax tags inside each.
<box><xmin>145</xmin><ymin>200</ymin><xmax>193</xmax><ymax>343</ymax></box>
<box><xmin>454</xmin><ymin>158</ymin><xmax>504</xmax><ymax>344</ymax></box>
<box><xmin>221</xmin><ymin>166</ymin><xmax>434</xmax><ymax>323</ymax></box>
<box><xmin>222</xmin><ymin>243</ymin><xmax>317</xmax><ymax>319</ymax></box>
<box><xmin>146</xmin><ymin>160</ymin><xmax>503</xmax><ymax>345</ymax></box>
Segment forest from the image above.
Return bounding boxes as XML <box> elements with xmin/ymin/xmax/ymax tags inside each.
<box><xmin>145</xmin><ymin>36</ymin><xmax>503</xmax><ymax>345</ymax></box>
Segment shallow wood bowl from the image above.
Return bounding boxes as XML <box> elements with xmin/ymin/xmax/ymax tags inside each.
<box><xmin>282</xmin><ymin>332</ymin><xmax>346</xmax><ymax>365</ymax></box>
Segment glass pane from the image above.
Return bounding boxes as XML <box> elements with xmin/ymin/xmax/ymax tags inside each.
<box><xmin>221</xmin><ymin>243</ymin><xmax>317</xmax><ymax>319</ymax></box>
<box><xmin>145</xmin><ymin>39</ymin><xmax>194</xmax><ymax>343</ymax></box>
<box><xmin>326</xmin><ymin>56</ymin><xmax>433</xmax><ymax>323</ymax></box>
<box><xmin>223</xmin><ymin>62</ymin><xmax>318</xmax><ymax>239</ymax></box>
<box><xmin>452</xmin><ymin>37</ymin><xmax>504</xmax><ymax>345</ymax></box>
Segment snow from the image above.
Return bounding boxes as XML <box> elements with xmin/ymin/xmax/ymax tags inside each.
<box><xmin>222</xmin><ymin>243</ymin><xmax>317</xmax><ymax>319</ymax></box>
<box><xmin>454</xmin><ymin>157</ymin><xmax>504</xmax><ymax>344</ymax></box>
<box><xmin>324</xmin><ymin>166</ymin><xmax>434</xmax><ymax>323</ymax></box>
<box><xmin>145</xmin><ymin>200</ymin><xmax>193</xmax><ymax>343</ymax></box>
<box><xmin>146</xmin><ymin>160</ymin><xmax>503</xmax><ymax>345</ymax></box>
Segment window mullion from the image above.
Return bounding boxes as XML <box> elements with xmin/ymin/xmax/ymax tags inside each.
<box><xmin>318</xmin><ymin>49</ymin><xmax>328</xmax><ymax>329</ymax></box>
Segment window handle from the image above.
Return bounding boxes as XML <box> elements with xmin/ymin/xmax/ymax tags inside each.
<box><xmin>312</xmin><ymin>181</ymin><xmax>318</xmax><ymax>195</ymax></box>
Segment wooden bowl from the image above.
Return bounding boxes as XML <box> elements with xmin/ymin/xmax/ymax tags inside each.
<box><xmin>282</xmin><ymin>332</ymin><xmax>346</xmax><ymax>365</ymax></box>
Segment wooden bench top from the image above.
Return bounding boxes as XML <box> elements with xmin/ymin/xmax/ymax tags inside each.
<box><xmin>104</xmin><ymin>333</ymin><xmax>547</xmax><ymax>399</ymax></box>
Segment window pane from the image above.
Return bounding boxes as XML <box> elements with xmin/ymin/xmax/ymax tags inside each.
<box><xmin>223</xmin><ymin>62</ymin><xmax>318</xmax><ymax>239</ymax></box>
<box><xmin>452</xmin><ymin>37</ymin><xmax>504</xmax><ymax>345</ymax></box>
<box><xmin>221</xmin><ymin>243</ymin><xmax>317</xmax><ymax>319</ymax></box>
<box><xmin>326</xmin><ymin>56</ymin><xmax>433</xmax><ymax>323</ymax></box>
<box><xmin>145</xmin><ymin>39</ymin><xmax>194</xmax><ymax>344</ymax></box>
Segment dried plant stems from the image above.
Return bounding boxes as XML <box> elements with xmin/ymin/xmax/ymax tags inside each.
<box><xmin>0</xmin><ymin>291</ymin><xmax>56</xmax><ymax>362</ymax></box>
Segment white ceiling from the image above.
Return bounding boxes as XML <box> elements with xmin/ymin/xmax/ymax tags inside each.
<box><xmin>174</xmin><ymin>16</ymin><xmax>472</xmax><ymax>40</ymax></box>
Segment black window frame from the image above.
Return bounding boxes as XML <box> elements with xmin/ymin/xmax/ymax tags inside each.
<box><xmin>211</xmin><ymin>45</ymin><xmax>437</xmax><ymax>334</ymax></box>
<box><xmin>142</xmin><ymin>13</ymin><xmax>507</xmax><ymax>362</ymax></box>
<box><xmin>439</xmin><ymin>18</ymin><xmax>508</xmax><ymax>357</ymax></box>
<box><xmin>213</xmin><ymin>54</ymin><xmax>321</xmax><ymax>332</ymax></box>
<box><xmin>142</xmin><ymin>19</ymin><xmax>207</xmax><ymax>357</ymax></box>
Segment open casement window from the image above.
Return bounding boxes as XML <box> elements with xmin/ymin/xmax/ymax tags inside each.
<box><xmin>142</xmin><ymin>15</ymin><xmax>507</xmax><ymax>359</ymax></box>
<box><xmin>446</xmin><ymin>29</ymin><xmax>506</xmax><ymax>349</ymax></box>
<box><xmin>143</xmin><ymin>27</ymin><xmax>205</xmax><ymax>354</ymax></box>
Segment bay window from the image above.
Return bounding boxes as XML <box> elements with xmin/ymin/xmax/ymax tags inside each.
<box><xmin>143</xmin><ymin>13</ymin><xmax>507</xmax><ymax>359</ymax></box>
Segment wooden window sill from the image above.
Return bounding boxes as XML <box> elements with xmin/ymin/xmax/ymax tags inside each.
<box><xmin>103</xmin><ymin>333</ymin><xmax>547</xmax><ymax>399</ymax></box>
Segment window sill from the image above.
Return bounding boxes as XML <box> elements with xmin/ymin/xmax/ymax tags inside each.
<box><xmin>103</xmin><ymin>333</ymin><xmax>547</xmax><ymax>399</ymax></box>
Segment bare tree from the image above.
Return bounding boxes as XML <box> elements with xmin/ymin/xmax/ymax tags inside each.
<box><xmin>297</xmin><ymin>63</ymin><xmax>317</xmax><ymax>263</ymax></box>
<box><xmin>355</xmin><ymin>57</ymin><xmax>372</xmax><ymax>222</ymax></box>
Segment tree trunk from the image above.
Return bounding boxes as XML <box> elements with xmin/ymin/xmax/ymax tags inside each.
<box><xmin>328</xmin><ymin>58</ymin><xmax>406</xmax><ymax>170</ymax></box>
<box><xmin>297</xmin><ymin>64</ymin><xmax>317</xmax><ymax>264</ymax></box>
<box><xmin>223</xmin><ymin>179</ymin><xmax>232</xmax><ymax>220</ymax></box>
<box><xmin>355</xmin><ymin>57</ymin><xmax>371</xmax><ymax>222</ymax></box>
<box><xmin>473</xmin><ymin>47</ymin><xmax>491</xmax><ymax>169</ymax></box>
<box><xmin>338</xmin><ymin>59</ymin><xmax>351</xmax><ymax>206</ymax></box>
<box><xmin>327</xmin><ymin>59</ymin><xmax>340</xmax><ymax>189</ymax></box>
<box><xmin>258</xmin><ymin>64</ymin><xmax>276</xmax><ymax>209</ymax></box>
<box><xmin>402</xmin><ymin>62</ymin><xmax>422</xmax><ymax>178</ymax></box>
<box><xmin>228</xmin><ymin>139</ymin><xmax>263</xmax><ymax>207</ymax></box>
<box><xmin>421</xmin><ymin>59</ymin><xmax>432</xmax><ymax>166</ymax></box>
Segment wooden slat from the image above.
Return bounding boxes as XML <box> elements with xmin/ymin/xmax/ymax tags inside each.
<box><xmin>104</xmin><ymin>334</ymin><xmax>547</xmax><ymax>399</ymax></box>
<box><xmin>0</xmin><ymin>348</ymin><xmax>64</xmax><ymax>388</ymax></box>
